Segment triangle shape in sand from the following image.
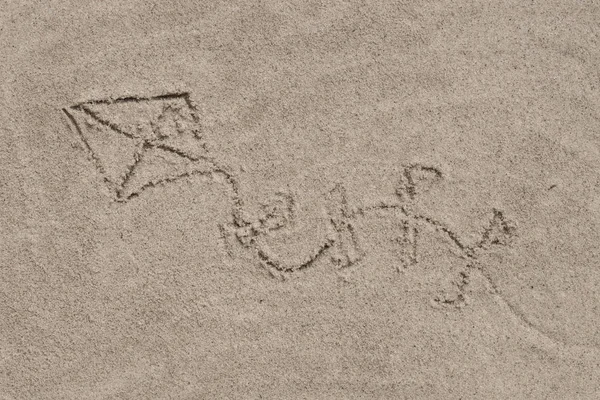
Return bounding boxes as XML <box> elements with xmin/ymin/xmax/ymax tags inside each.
<box><xmin>68</xmin><ymin>107</ymin><xmax>142</xmax><ymax>190</ymax></box>
<box><xmin>119</xmin><ymin>147</ymin><xmax>215</xmax><ymax>200</ymax></box>
<box><xmin>77</xmin><ymin>96</ymin><xmax>193</xmax><ymax>141</ymax></box>
<box><xmin>79</xmin><ymin>100</ymin><xmax>166</xmax><ymax>141</ymax></box>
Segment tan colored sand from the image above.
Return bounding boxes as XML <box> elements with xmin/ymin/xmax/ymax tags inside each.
<box><xmin>2</xmin><ymin>1</ymin><xmax>600</xmax><ymax>398</ymax></box>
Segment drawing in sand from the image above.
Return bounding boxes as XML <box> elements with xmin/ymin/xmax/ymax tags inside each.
<box><xmin>62</xmin><ymin>92</ymin><xmax>518</xmax><ymax>311</ymax></box>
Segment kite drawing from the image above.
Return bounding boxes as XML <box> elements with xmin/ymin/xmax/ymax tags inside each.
<box><xmin>62</xmin><ymin>93</ymin><xmax>222</xmax><ymax>202</ymax></box>
<box><xmin>65</xmin><ymin>92</ymin><xmax>596</xmax><ymax>350</ymax></box>
<box><xmin>62</xmin><ymin>92</ymin><xmax>517</xmax><ymax>310</ymax></box>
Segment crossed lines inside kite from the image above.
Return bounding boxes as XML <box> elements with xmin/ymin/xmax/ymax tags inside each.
<box><xmin>62</xmin><ymin>93</ymin><xmax>221</xmax><ymax>201</ymax></box>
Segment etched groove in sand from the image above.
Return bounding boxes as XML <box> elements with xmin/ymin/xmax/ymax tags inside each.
<box><xmin>63</xmin><ymin>94</ymin><xmax>592</xmax><ymax>348</ymax></box>
<box><xmin>220</xmin><ymin>163</ymin><xmax>517</xmax><ymax>307</ymax></box>
<box><xmin>62</xmin><ymin>92</ymin><xmax>232</xmax><ymax>203</ymax></box>
<box><xmin>63</xmin><ymin>95</ymin><xmax>517</xmax><ymax>307</ymax></box>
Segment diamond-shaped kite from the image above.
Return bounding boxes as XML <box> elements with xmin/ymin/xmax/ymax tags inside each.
<box><xmin>63</xmin><ymin>93</ymin><xmax>215</xmax><ymax>201</ymax></box>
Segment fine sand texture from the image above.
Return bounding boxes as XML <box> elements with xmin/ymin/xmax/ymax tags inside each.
<box><xmin>2</xmin><ymin>1</ymin><xmax>600</xmax><ymax>399</ymax></box>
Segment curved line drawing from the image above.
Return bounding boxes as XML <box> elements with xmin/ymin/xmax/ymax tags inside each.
<box><xmin>61</xmin><ymin>92</ymin><xmax>598</xmax><ymax>352</ymax></box>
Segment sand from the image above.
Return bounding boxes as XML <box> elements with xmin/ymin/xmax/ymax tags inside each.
<box><xmin>2</xmin><ymin>1</ymin><xmax>600</xmax><ymax>398</ymax></box>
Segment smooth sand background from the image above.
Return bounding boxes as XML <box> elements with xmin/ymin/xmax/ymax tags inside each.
<box><xmin>2</xmin><ymin>1</ymin><xmax>600</xmax><ymax>398</ymax></box>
